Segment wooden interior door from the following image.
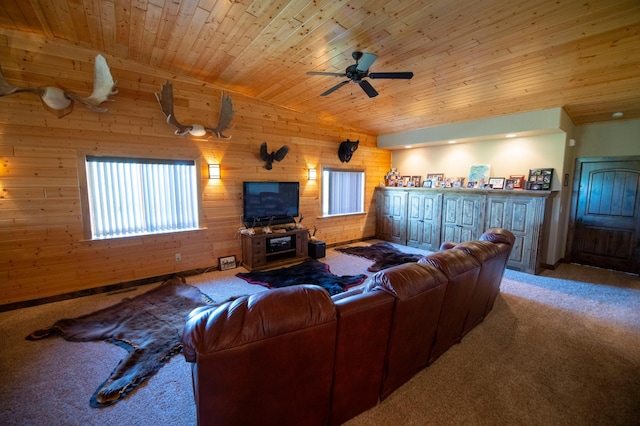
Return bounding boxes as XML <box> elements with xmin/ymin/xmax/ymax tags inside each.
<box><xmin>570</xmin><ymin>157</ymin><xmax>640</xmax><ymax>274</ymax></box>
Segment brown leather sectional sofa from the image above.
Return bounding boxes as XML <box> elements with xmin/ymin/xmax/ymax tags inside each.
<box><xmin>181</xmin><ymin>228</ymin><xmax>515</xmax><ymax>426</ymax></box>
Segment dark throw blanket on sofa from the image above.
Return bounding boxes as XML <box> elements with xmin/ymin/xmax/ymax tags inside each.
<box><xmin>26</xmin><ymin>277</ymin><xmax>218</xmax><ymax>407</ymax></box>
<box><xmin>236</xmin><ymin>259</ymin><xmax>367</xmax><ymax>296</ymax></box>
<box><xmin>335</xmin><ymin>242</ymin><xmax>426</xmax><ymax>272</ymax></box>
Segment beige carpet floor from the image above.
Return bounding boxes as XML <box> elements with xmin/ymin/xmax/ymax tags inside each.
<box><xmin>1</xmin><ymin>241</ymin><xmax>639</xmax><ymax>425</ymax></box>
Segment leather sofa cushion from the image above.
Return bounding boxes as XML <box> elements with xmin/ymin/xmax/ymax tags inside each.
<box><xmin>182</xmin><ymin>284</ymin><xmax>336</xmax><ymax>362</ymax></box>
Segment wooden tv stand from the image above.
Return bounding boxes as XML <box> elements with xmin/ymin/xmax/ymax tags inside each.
<box><xmin>241</xmin><ymin>228</ymin><xmax>308</xmax><ymax>271</ymax></box>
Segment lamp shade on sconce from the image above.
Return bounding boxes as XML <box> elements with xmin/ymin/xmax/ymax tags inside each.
<box><xmin>308</xmin><ymin>168</ymin><xmax>317</xmax><ymax>180</ymax></box>
<box><xmin>209</xmin><ymin>164</ymin><xmax>221</xmax><ymax>179</ymax></box>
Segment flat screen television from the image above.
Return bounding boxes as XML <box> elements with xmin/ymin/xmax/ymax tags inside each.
<box><xmin>243</xmin><ymin>181</ymin><xmax>300</xmax><ymax>227</ymax></box>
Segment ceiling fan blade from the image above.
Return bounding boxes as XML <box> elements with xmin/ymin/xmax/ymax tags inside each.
<box><xmin>320</xmin><ymin>80</ymin><xmax>350</xmax><ymax>96</ymax></box>
<box><xmin>369</xmin><ymin>72</ymin><xmax>414</xmax><ymax>79</ymax></box>
<box><xmin>359</xmin><ymin>80</ymin><xmax>378</xmax><ymax>98</ymax></box>
<box><xmin>356</xmin><ymin>53</ymin><xmax>378</xmax><ymax>72</ymax></box>
<box><xmin>307</xmin><ymin>71</ymin><xmax>347</xmax><ymax>77</ymax></box>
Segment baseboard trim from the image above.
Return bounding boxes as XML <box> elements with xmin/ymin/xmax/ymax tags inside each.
<box><xmin>0</xmin><ymin>266</ymin><xmax>218</xmax><ymax>313</ymax></box>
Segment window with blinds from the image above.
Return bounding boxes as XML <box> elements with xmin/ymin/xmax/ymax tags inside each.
<box><xmin>84</xmin><ymin>156</ymin><xmax>200</xmax><ymax>239</ymax></box>
<box><xmin>321</xmin><ymin>169</ymin><xmax>365</xmax><ymax>216</ymax></box>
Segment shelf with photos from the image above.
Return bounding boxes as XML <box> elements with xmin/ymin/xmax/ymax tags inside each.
<box><xmin>382</xmin><ymin>165</ymin><xmax>552</xmax><ymax>191</ymax></box>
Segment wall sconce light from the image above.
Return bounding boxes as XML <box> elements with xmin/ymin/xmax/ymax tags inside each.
<box><xmin>208</xmin><ymin>164</ymin><xmax>221</xmax><ymax>179</ymax></box>
<box><xmin>308</xmin><ymin>168</ymin><xmax>317</xmax><ymax>180</ymax></box>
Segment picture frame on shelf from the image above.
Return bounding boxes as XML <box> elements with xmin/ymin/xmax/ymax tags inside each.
<box><xmin>448</xmin><ymin>177</ymin><xmax>466</xmax><ymax>188</ymax></box>
<box><xmin>527</xmin><ymin>168</ymin><xmax>553</xmax><ymax>190</ymax></box>
<box><xmin>467</xmin><ymin>181</ymin><xmax>478</xmax><ymax>188</ymax></box>
<box><xmin>411</xmin><ymin>176</ymin><xmax>421</xmax><ymax>187</ymax></box>
<box><xmin>423</xmin><ymin>180</ymin><xmax>432</xmax><ymax>188</ymax></box>
<box><xmin>468</xmin><ymin>164</ymin><xmax>491</xmax><ymax>186</ymax></box>
<box><xmin>426</xmin><ymin>173</ymin><xmax>444</xmax><ymax>182</ymax></box>
<box><xmin>401</xmin><ymin>176</ymin><xmax>411</xmax><ymax>187</ymax></box>
<box><xmin>504</xmin><ymin>179</ymin><xmax>515</xmax><ymax>190</ymax></box>
<box><xmin>509</xmin><ymin>175</ymin><xmax>525</xmax><ymax>189</ymax></box>
<box><xmin>488</xmin><ymin>177</ymin><xmax>505</xmax><ymax>189</ymax></box>
<box><xmin>219</xmin><ymin>255</ymin><xmax>237</xmax><ymax>271</ymax></box>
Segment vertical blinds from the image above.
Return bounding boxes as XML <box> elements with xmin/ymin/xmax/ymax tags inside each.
<box><xmin>85</xmin><ymin>156</ymin><xmax>199</xmax><ymax>239</ymax></box>
<box><xmin>322</xmin><ymin>169</ymin><xmax>365</xmax><ymax>216</ymax></box>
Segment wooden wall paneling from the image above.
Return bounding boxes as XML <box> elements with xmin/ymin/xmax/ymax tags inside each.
<box><xmin>0</xmin><ymin>38</ymin><xmax>388</xmax><ymax>306</ymax></box>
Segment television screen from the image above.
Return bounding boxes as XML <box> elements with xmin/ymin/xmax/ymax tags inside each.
<box><xmin>243</xmin><ymin>181</ymin><xmax>300</xmax><ymax>227</ymax></box>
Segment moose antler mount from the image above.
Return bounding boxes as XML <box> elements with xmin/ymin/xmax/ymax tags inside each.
<box><xmin>155</xmin><ymin>81</ymin><xmax>234</xmax><ymax>138</ymax></box>
<box><xmin>0</xmin><ymin>54</ymin><xmax>117</xmax><ymax>118</ymax></box>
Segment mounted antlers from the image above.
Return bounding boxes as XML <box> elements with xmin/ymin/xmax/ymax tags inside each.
<box><xmin>155</xmin><ymin>81</ymin><xmax>234</xmax><ymax>138</ymax></box>
<box><xmin>0</xmin><ymin>54</ymin><xmax>117</xmax><ymax>118</ymax></box>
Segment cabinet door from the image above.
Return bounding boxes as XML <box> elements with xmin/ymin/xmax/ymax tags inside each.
<box><xmin>441</xmin><ymin>194</ymin><xmax>485</xmax><ymax>244</ymax></box>
<box><xmin>407</xmin><ymin>192</ymin><xmax>442</xmax><ymax>251</ymax></box>
<box><xmin>377</xmin><ymin>189</ymin><xmax>407</xmax><ymax>244</ymax></box>
<box><xmin>486</xmin><ymin>196</ymin><xmax>543</xmax><ymax>274</ymax></box>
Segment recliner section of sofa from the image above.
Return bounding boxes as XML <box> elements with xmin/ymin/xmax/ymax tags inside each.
<box><xmin>330</xmin><ymin>289</ymin><xmax>395</xmax><ymax>425</ymax></box>
<box><xmin>182</xmin><ymin>285</ymin><xmax>337</xmax><ymax>426</ymax></box>
<box><xmin>182</xmin><ymin>228</ymin><xmax>515</xmax><ymax>426</ymax></box>
<box><xmin>418</xmin><ymin>249</ymin><xmax>481</xmax><ymax>365</ymax></box>
<box><xmin>364</xmin><ymin>262</ymin><xmax>448</xmax><ymax>400</ymax></box>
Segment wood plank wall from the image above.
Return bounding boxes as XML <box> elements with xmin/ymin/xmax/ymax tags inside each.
<box><xmin>0</xmin><ymin>30</ymin><xmax>390</xmax><ymax>306</ymax></box>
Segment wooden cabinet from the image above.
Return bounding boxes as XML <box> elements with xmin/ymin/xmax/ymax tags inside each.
<box><xmin>375</xmin><ymin>187</ymin><xmax>555</xmax><ymax>274</ymax></box>
<box><xmin>485</xmin><ymin>195</ymin><xmax>551</xmax><ymax>274</ymax></box>
<box><xmin>441</xmin><ymin>193</ymin><xmax>486</xmax><ymax>244</ymax></box>
<box><xmin>376</xmin><ymin>189</ymin><xmax>407</xmax><ymax>244</ymax></box>
<box><xmin>406</xmin><ymin>191</ymin><xmax>443</xmax><ymax>251</ymax></box>
<box><xmin>241</xmin><ymin>228</ymin><xmax>308</xmax><ymax>271</ymax></box>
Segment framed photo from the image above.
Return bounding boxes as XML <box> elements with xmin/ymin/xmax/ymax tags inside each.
<box><xmin>219</xmin><ymin>255</ymin><xmax>237</xmax><ymax>271</ymax></box>
<box><xmin>467</xmin><ymin>180</ymin><xmax>478</xmax><ymax>188</ymax></box>
<box><xmin>509</xmin><ymin>175</ymin><xmax>525</xmax><ymax>189</ymax></box>
<box><xmin>488</xmin><ymin>177</ymin><xmax>505</xmax><ymax>189</ymax></box>
<box><xmin>401</xmin><ymin>176</ymin><xmax>411</xmax><ymax>187</ymax></box>
<box><xmin>527</xmin><ymin>168</ymin><xmax>553</xmax><ymax>190</ymax></box>
<box><xmin>426</xmin><ymin>173</ymin><xmax>444</xmax><ymax>182</ymax></box>
<box><xmin>423</xmin><ymin>180</ymin><xmax>432</xmax><ymax>188</ymax></box>
<box><xmin>504</xmin><ymin>179</ymin><xmax>515</xmax><ymax>190</ymax></box>
<box><xmin>411</xmin><ymin>176</ymin><xmax>421</xmax><ymax>187</ymax></box>
<box><xmin>448</xmin><ymin>177</ymin><xmax>466</xmax><ymax>188</ymax></box>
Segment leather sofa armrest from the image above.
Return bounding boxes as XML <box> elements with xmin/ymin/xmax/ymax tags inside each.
<box><xmin>480</xmin><ymin>227</ymin><xmax>515</xmax><ymax>245</ymax></box>
<box><xmin>439</xmin><ymin>241</ymin><xmax>457</xmax><ymax>251</ymax></box>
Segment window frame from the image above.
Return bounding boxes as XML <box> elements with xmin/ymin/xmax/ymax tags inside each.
<box><xmin>321</xmin><ymin>167</ymin><xmax>366</xmax><ymax>217</ymax></box>
<box><xmin>78</xmin><ymin>153</ymin><xmax>205</xmax><ymax>240</ymax></box>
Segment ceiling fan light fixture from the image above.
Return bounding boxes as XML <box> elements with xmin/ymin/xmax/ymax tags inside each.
<box><xmin>307</xmin><ymin>51</ymin><xmax>414</xmax><ymax>98</ymax></box>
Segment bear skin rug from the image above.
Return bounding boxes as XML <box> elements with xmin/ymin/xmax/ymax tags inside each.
<box><xmin>236</xmin><ymin>259</ymin><xmax>367</xmax><ymax>296</ymax></box>
<box><xmin>335</xmin><ymin>242</ymin><xmax>426</xmax><ymax>272</ymax></box>
<box><xmin>26</xmin><ymin>276</ymin><xmax>219</xmax><ymax>407</ymax></box>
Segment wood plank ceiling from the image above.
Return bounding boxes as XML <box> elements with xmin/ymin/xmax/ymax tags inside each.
<box><xmin>0</xmin><ymin>0</ymin><xmax>639</xmax><ymax>136</ymax></box>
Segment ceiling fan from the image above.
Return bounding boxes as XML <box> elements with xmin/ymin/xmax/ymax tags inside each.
<box><xmin>306</xmin><ymin>51</ymin><xmax>414</xmax><ymax>98</ymax></box>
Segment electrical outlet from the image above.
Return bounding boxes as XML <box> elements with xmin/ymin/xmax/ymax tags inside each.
<box><xmin>175</xmin><ymin>253</ymin><xmax>181</xmax><ymax>261</ymax></box>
